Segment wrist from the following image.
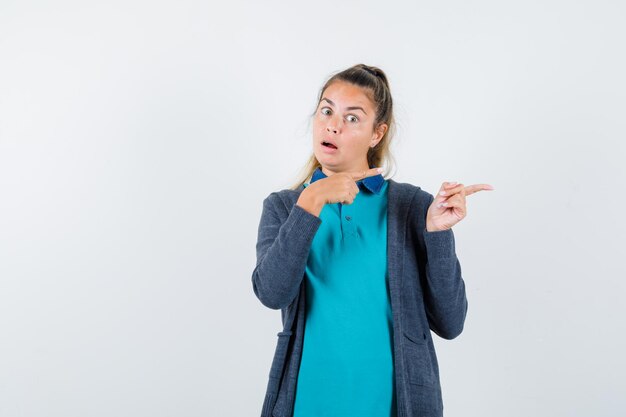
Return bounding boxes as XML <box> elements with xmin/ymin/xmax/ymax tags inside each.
<box><xmin>426</xmin><ymin>221</ymin><xmax>449</xmax><ymax>233</ymax></box>
<box><xmin>297</xmin><ymin>189</ymin><xmax>324</xmax><ymax>217</ymax></box>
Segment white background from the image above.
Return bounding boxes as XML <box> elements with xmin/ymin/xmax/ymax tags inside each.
<box><xmin>1</xmin><ymin>1</ymin><xmax>625</xmax><ymax>416</ymax></box>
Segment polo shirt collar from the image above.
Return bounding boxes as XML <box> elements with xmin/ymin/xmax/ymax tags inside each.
<box><xmin>310</xmin><ymin>166</ymin><xmax>385</xmax><ymax>194</ymax></box>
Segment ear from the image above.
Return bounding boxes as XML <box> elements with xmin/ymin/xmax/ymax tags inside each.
<box><xmin>370</xmin><ymin>123</ymin><xmax>388</xmax><ymax>147</ymax></box>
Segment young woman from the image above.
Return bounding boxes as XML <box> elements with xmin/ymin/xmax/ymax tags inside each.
<box><xmin>252</xmin><ymin>64</ymin><xmax>494</xmax><ymax>417</ymax></box>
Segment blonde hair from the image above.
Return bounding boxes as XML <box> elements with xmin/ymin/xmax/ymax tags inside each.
<box><xmin>289</xmin><ymin>63</ymin><xmax>398</xmax><ymax>190</ymax></box>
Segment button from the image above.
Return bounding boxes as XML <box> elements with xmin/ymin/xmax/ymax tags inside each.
<box><xmin>345</xmin><ymin>216</ymin><xmax>351</xmax><ymax>221</ymax></box>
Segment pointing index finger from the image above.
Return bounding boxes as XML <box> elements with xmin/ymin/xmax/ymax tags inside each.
<box><xmin>464</xmin><ymin>184</ymin><xmax>495</xmax><ymax>196</ymax></box>
<box><xmin>351</xmin><ymin>167</ymin><xmax>384</xmax><ymax>181</ymax></box>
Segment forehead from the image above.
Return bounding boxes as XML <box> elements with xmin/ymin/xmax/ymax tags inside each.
<box><xmin>320</xmin><ymin>81</ymin><xmax>374</xmax><ymax>108</ymax></box>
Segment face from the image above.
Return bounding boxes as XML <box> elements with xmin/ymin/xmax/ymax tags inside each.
<box><xmin>312</xmin><ymin>80</ymin><xmax>387</xmax><ymax>176</ymax></box>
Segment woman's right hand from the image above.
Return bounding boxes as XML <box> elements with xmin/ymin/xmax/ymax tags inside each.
<box><xmin>296</xmin><ymin>167</ymin><xmax>383</xmax><ymax>217</ymax></box>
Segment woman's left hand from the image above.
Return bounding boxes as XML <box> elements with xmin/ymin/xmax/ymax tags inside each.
<box><xmin>426</xmin><ymin>181</ymin><xmax>495</xmax><ymax>232</ymax></box>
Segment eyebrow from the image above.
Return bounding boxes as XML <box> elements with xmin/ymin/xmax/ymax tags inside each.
<box><xmin>320</xmin><ymin>97</ymin><xmax>367</xmax><ymax>115</ymax></box>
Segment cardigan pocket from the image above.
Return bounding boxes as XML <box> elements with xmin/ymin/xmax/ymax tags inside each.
<box><xmin>268</xmin><ymin>330</ymin><xmax>293</xmax><ymax>381</ymax></box>
<box><xmin>403</xmin><ymin>330</ymin><xmax>436</xmax><ymax>387</ymax></box>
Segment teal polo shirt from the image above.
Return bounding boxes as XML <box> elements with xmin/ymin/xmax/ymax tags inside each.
<box><xmin>293</xmin><ymin>167</ymin><xmax>396</xmax><ymax>417</ymax></box>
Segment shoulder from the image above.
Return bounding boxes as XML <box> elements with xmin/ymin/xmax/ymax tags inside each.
<box><xmin>387</xmin><ymin>178</ymin><xmax>434</xmax><ymax>205</ymax></box>
<box><xmin>386</xmin><ymin>178</ymin><xmax>434</xmax><ymax>222</ymax></box>
<box><xmin>262</xmin><ymin>186</ymin><xmax>304</xmax><ymax>216</ymax></box>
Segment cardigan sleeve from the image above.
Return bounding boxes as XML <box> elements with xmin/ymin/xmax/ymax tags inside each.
<box><xmin>419</xmin><ymin>191</ymin><xmax>469</xmax><ymax>340</ymax></box>
<box><xmin>251</xmin><ymin>192</ymin><xmax>322</xmax><ymax>310</ymax></box>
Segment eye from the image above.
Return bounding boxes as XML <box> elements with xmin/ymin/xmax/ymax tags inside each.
<box><xmin>346</xmin><ymin>115</ymin><xmax>359</xmax><ymax>123</ymax></box>
<box><xmin>320</xmin><ymin>107</ymin><xmax>331</xmax><ymax>115</ymax></box>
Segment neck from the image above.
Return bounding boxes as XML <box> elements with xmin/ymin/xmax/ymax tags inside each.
<box><xmin>321</xmin><ymin>162</ymin><xmax>371</xmax><ymax>177</ymax></box>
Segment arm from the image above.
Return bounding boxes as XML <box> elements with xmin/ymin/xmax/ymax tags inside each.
<box><xmin>251</xmin><ymin>193</ymin><xmax>322</xmax><ymax>310</ymax></box>
<box><xmin>419</xmin><ymin>192</ymin><xmax>469</xmax><ymax>340</ymax></box>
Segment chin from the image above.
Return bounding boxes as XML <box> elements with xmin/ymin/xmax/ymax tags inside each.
<box><xmin>316</xmin><ymin>153</ymin><xmax>338</xmax><ymax>166</ymax></box>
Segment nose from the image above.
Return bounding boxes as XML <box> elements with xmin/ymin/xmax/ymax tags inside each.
<box><xmin>326</xmin><ymin>120</ymin><xmax>340</xmax><ymax>134</ymax></box>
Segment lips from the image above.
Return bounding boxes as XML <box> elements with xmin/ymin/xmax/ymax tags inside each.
<box><xmin>321</xmin><ymin>140</ymin><xmax>338</xmax><ymax>149</ymax></box>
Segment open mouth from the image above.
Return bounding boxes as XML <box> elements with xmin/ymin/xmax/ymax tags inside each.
<box><xmin>322</xmin><ymin>141</ymin><xmax>338</xmax><ymax>149</ymax></box>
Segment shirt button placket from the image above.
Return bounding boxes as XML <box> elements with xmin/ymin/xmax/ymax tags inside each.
<box><xmin>342</xmin><ymin>207</ymin><xmax>358</xmax><ymax>238</ymax></box>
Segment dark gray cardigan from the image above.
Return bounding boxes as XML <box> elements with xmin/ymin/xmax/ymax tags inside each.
<box><xmin>252</xmin><ymin>178</ymin><xmax>468</xmax><ymax>417</ymax></box>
